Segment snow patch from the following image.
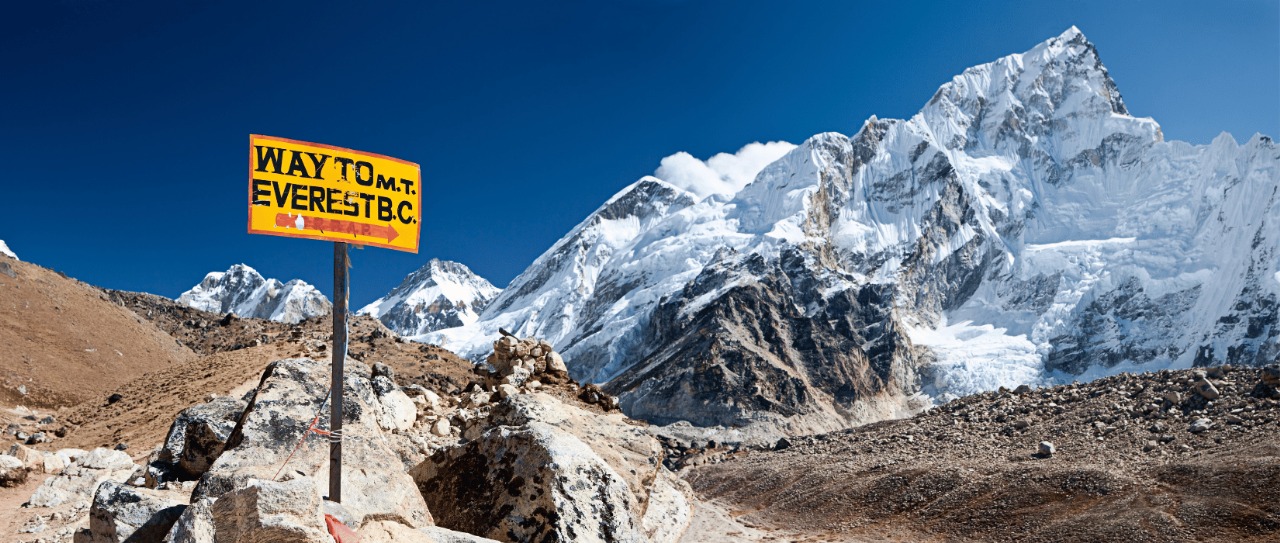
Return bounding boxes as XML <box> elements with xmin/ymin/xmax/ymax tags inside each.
<box><xmin>0</xmin><ymin>240</ymin><xmax>15</xmax><ymax>260</ymax></box>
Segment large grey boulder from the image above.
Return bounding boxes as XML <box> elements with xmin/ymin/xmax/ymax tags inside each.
<box><xmin>209</xmin><ymin>478</ymin><xmax>330</xmax><ymax>543</ymax></box>
<box><xmin>163</xmin><ymin>498</ymin><xmax>214</xmax><ymax>543</ymax></box>
<box><xmin>410</xmin><ymin>386</ymin><xmax>692</xmax><ymax>543</ymax></box>
<box><xmin>82</xmin><ymin>481</ymin><xmax>186</xmax><ymax>543</ymax></box>
<box><xmin>413</xmin><ymin>420</ymin><xmax>649</xmax><ymax>543</ymax></box>
<box><xmin>0</xmin><ymin>453</ymin><xmax>28</xmax><ymax>487</ymax></box>
<box><xmin>492</xmin><ymin>393</ymin><xmax>693</xmax><ymax>542</ymax></box>
<box><xmin>192</xmin><ymin>358</ymin><xmax>430</xmax><ymax>529</ymax></box>
<box><xmin>148</xmin><ymin>397</ymin><xmax>246</xmax><ymax>484</ymax></box>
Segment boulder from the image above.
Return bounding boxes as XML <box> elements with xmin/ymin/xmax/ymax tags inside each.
<box><xmin>58</xmin><ymin>448</ymin><xmax>90</xmax><ymax>464</ymax></box>
<box><xmin>163</xmin><ymin>499</ymin><xmax>214</xmax><ymax>543</ymax></box>
<box><xmin>544</xmin><ymin>351</ymin><xmax>568</xmax><ymax>375</ymax></box>
<box><xmin>413</xmin><ymin>421</ymin><xmax>646</xmax><ymax>543</ymax></box>
<box><xmin>376</xmin><ymin>387</ymin><xmax>418</xmax><ymax>432</ymax></box>
<box><xmin>495</xmin><ymin>383</ymin><xmax>518</xmax><ymax>400</ymax></box>
<box><xmin>84</xmin><ymin>481</ymin><xmax>186</xmax><ymax>543</ymax></box>
<box><xmin>1191</xmin><ymin>379</ymin><xmax>1220</xmax><ymax>400</ymax></box>
<box><xmin>192</xmin><ymin>358</ymin><xmax>431</xmax><ymax>529</ymax></box>
<box><xmin>81</xmin><ymin>448</ymin><xmax>136</xmax><ymax>471</ymax></box>
<box><xmin>149</xmin><ymin>397</ymin><xmax>246</xmax><ymax>484</ymax></box>
<box><xmin>0</xmin><ymin>454</ymin><xmax>28</xmax><ymax>487</ymax></box>
<box><xmin>1261</xmin><ymin>365</ymin><xmax>1280</xmax><ymax>386</ymax></box>
<box><xmin>415</xmin><ymin>392</ymin><xmax>693</xmax><ymax>543</ymax></box>
<box><xmin>8</xmin><ymin>443</ymin><xmax>44</xmax><ymax>470</ymax></box>
<box><xmin>421</xmin><ymin>390</ymin><xmax>443</xmax><ymax>413</ymax></box>
<box><xmin>1038</xmin><ymin>441</ymin><xmax>1056</xmax><ymax>457</ymax></box>
<box><xmin>208</xmin><ymin>478</ymin><xmax>330</xmax><ymax>543</ymax></box>
<box><xmin>431</xmin><ymin>418</ymin><xmax>451</xmax><ymax>437</ymax></box>
<box><xmin>41</xmin><ymin>450</ymin><xmax>69</xmax><ymax>474</ymax></box>
<box><xmin>1189</xmin><ymin>418</ymin><xmax>1213</xmax><ymax>433</ymax></box>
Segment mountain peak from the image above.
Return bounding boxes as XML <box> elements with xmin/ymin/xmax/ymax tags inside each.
<box><xmin>0</xmin><ymin>240</ymin><xmax>16</xmax><ymax>260</ymax></box>
<box><xmin>916</xmin><ymin>25</ymin><xmax>1151</xmax><ymax>155</ymax></box>
<box><xmin>177</xmin><ymin>264</ymin><xmax>330</xmax><ymax>323</ymax></box>
<box><xmin>357</xmin><ymin>259</ymin><xmax>501</xmax><ymax>336</ymax></box>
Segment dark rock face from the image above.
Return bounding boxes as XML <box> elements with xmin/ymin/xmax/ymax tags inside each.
<box><xmin>147</xmin><ymin>397</ymin><xmax>246</xmax><ymax>484</ymax></box>
<box><xmin>608</xmin><ymin>251</ymin><xmax>920</xmax><ymax>429</ymax></box>
<box><xmin>1046</xmin><ymin>278</ymin><xmax>1200</xmax><ymax>374</ymax></box>
<box><xmin>85</xmin><ymin>482</ymin><xmax>186</xmax><ymax>543</ymax></box>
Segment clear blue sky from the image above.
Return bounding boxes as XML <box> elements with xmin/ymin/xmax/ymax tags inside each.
<box><xmin>1</xmin><ymin>1</ymin><xmax>1276</xmax><ymax>306</ymax></box>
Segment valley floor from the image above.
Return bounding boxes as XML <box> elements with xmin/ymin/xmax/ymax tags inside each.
<box><xmin>685</xmin><ymin>368</ymin><xmax>1280</xmax><ymax>542</ymax></box>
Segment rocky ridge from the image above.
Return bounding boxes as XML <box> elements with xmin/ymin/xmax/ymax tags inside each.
<box><xmin>3</xmin><ymin>334</ymin><xmax>693</xmax><ymax>543</ymax></box>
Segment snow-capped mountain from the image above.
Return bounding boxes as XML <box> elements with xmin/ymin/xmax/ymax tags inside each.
<box><xmin>358</xmin><ymin>259</ymin><xmax>501</xmax><ymax>337</ymax></box>
<box><xmin>177</xmin><ymin>264</ymin><xmax>331</xmax><ymax>324</ymax></box>
<box><xmin>424</xmin><ymin>27</ymin><xmax>1280</xmax><ymax>433</ymax></box>
<box><xmin>0</xmin><ymin>240</ymin><xmax>16</xmax><ymax>260</ymax></box>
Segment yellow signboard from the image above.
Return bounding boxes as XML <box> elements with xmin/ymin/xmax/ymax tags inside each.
<box><xmin>247</xmin><ymin>135</ymin><xmax>421</xmax><ymax>253</ymax></box>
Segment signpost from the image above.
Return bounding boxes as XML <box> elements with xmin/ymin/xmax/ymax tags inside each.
<box><xmin>248</xmin><ymin>135</ymin><xmax>421</xmax><ymax>503</ymax></box>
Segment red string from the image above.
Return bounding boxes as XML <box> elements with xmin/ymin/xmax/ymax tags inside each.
<box><xmin>272</xmin><ymin>388</ymin><xmax>333</xmax><ymax>481</ymax></box>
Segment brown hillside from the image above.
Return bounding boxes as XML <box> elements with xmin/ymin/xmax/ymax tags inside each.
<box><xmin>0</xmin><ymin>257</ymin><xmax>195</xmax><ymax>409</ymax></box>
<box><xmin>57</xmin><ymin>301</ymin><xmax>476</xmax><ymax>453</ymax></box>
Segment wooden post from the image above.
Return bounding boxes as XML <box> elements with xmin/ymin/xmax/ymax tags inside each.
<box><xmin>329</xmin><ymin>242</ymin><xmax>349</xmax><ymax>503</ymax></box>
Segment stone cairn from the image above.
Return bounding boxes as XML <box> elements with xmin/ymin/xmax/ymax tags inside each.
<box><xmin>484</xmin><ymin>335</ymin><xmax>570</xmax><ymax>389</ymax></box>
<box><xmin>478</xmin><ymin>334</ymin><xmax>619</xmax><ymax>411</ymax></box>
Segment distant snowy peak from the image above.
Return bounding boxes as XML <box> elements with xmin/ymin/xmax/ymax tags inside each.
<box><xmin>177</xmin><ymin>264</ymin><xmax>331</xmax><ymax>324</ymax></box>
<box><xmin>918</xmin><ymin>25</ymin><xmax>1160</xmax><ymax>160</ymax></box>
<box><xmin>0</xmin><ymin>240</ymin><xmax>15</xmax><ymax>260</ymax></box>
<box><xmin>358</xmin><ymin>259</ymin><xmax>500</xmax><ymax>336</ymax></box>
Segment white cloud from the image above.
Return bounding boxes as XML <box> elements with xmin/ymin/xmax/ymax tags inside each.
<box><xmin>655</xmin><ymin>141</ymin><xmax>796</xmax><ymax>199</ymax></box>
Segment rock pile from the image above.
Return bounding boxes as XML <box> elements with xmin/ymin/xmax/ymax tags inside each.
<box><xmin>409</xmin><ymin>335</ymin><xmax>692</xmax><ymax>543</ymax></box>
<box><xmin>4</xmin><ymin>407</ymin><xmax>68</xmax><ymax>447</ymax></box>
<box><xmin>13</xmin><ymin>357</ymin><xmax>496</xmax><ymax>543</ymax></box>
<box><xmin>10</xmin><ymin>335</ymin><xmax>677</xmax><ymax>543</ymax></box>
<box><xmin>482</xmin><ymin>334</ymin><xmax>571</xmax><ymax>388</ymax></box>
<box><xmin>411</xmin><ymin>392</ymin><xmax>691</xmax><ymax>543</ymax></box>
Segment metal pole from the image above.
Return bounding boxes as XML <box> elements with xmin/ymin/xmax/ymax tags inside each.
<box><xmin>329</xmin><ymin>242</ymin><xmax>349</xmax><ymax>503</ymax></box>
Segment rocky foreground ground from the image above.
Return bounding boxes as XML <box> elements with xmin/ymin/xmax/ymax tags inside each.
<box><xmin>1</xmin><ymin>265</ymin><xmax>1279</xmax><ymax>542</ymax></box>
<box><xmin>686</xmin><ymin>366</ymin><xmax>1280</xmax><ymax>542</ymax></box>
